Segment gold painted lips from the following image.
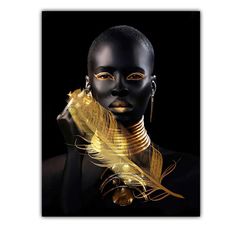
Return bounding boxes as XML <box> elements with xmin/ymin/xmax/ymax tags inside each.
<box><xmin>109</xmin><ymin>100</ymin><xmax>133</xmax><ymax>113</ymax></box>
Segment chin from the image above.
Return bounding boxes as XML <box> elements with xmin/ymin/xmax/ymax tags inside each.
<box><xmin>112</xmin><ymin>112</ymin><xmax>142</xmax><ymax>126</ymax></box>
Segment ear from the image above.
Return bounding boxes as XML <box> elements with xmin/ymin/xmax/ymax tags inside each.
<box><xmin>85</xmin><ymin>75</ymin><xmax>91</xmax><ymax>89</ymax></box>
<box><xmin>151</xmin><ymin>75</ymin><xmax>157</xmax><ymax>96</ymax></box>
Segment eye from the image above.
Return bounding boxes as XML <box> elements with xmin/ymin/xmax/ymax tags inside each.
<box><xmin>126</xmin><ymin>72</ymin><xmax>145</xmax><ymax>80</ymax></box>
<box><xmin>94</xmin><ymin>72</ymin><xmax>115</xmax><ymax>80</ymax></box>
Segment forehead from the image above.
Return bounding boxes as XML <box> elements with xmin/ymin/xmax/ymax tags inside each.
<box><xmin>91</xmin><ymin>41</ymin><xmax>153</xmax><ymax>75</ymax></box>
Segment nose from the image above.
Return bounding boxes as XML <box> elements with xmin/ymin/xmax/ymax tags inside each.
<box><xmin>111</xmin><ymin>88</ymin><xmax>129</xmax><ymax>97</ymax></box>
<box><xmin>111</xmin><ymin>72</ymin><xmax>129</xmax><ymax>97</ymax></box>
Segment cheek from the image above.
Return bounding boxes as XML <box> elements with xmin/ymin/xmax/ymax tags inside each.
<box><xmin>129</xmin><ymin>81</ymin><xmax>151</xmax><ymax>101</ymax></box>
<box><xmin>129</xmin><ymin>82</ymin><xmax>152</xmax><ymax>113</ymax></box>
<box><xmin>91</xmin><ymin>80</ymin><xmax>115</xmax><ymax>107</ymax></box>
<box><xmin>91</xmin><ymin>80</ymin><xmax>114</xmax><ymax>97</ymax></box>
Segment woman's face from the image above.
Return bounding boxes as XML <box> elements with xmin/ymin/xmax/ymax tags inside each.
<box><xmin>89</xmin><ymin>40</ymin><xmax>154</xmax><ymax>124</ymax></box>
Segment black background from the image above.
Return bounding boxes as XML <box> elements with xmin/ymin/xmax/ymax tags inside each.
<box><xmin>42</xmin><ymin>11</ymin><xmax>200</xmax><ymax>160</ymax></box>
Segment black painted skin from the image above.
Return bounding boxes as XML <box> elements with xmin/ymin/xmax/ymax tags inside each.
<box><xmin>88</xmin><ymin>38</ymin><xmax>156</xmax><ymax>125</ymax></box>
<box><xmin>42</xmin><ymin>26</ymin><xmax>200</xmax><ymax>216</ymax></box>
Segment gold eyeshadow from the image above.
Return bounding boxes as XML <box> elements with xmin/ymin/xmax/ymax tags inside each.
<box><xmin>94</xmin><ymin>72</ymin><xmax>115</xmax><ymax>80</ymax></box>
<box><xmin>126</xmin><ymin>72</ymin><xmax>145</xmax><ymax>80</ymax></box>
<box><xmin>94</xmin><ymin>72</ymin><xmax>145</xmax><ymax>81</ymax></box>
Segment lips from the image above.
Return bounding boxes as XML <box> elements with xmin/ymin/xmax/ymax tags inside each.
<box><xmin>109</xmin><ymin>100</ymin><xmax>133</xmax><ymax>113</ymax></box>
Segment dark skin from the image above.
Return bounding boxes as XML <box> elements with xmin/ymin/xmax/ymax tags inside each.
<box><xmin>88</xmin><ymin>39</ymin><xmax>156</xmax><ymax>125</ymax></box>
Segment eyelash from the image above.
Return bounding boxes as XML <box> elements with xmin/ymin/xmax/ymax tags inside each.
<box><xmin>94</xmin><ymin>72</ymin><xmax>144</xmax><ymax>80</ymax></box>
<box><xmin>94</xmin><ymin>72</ymin><xmax>115</xmax><ymax>80</ymax></box>
<box><xmin>126</xmin><ymin>72</ymin><xmax>144</xmax><ymax>80</ymax></box>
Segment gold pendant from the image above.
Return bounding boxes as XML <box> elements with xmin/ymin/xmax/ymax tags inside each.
<box><xmin>112</xmin><ymin>187</ymin><xmax>134</xmax><ymax>206</ymax></box>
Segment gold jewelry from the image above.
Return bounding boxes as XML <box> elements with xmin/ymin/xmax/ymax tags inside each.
<box><xmin>112</xmin><ymin>187</ymin><xmax>134</xmax><ymax>206</ymax></box>
<box><xmin>150</xmin><ymin>94</ymin><xmax>154</xmax><ymax>123</ymax></box>
<box><xmin>68</xmin><ymin>89</ymin><xmax>184</xmax><ymax>205</ymax></box>
<box><xmin>150</xmin><ymin>77</ymin><xmax>156</xmax><ymax>123</ymax></box>
<box><xmin>90</xmin><ymin>116</ymin><xmax>150</xmax><ymax>156</ymax></box>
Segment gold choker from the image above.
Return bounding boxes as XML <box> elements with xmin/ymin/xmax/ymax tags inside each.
<box><xmin>90</xmin><ymin>116</ymin><xmax>150</xmax><ymax>156</ymax></box>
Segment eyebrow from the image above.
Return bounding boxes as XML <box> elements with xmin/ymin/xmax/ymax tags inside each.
<box><xmin>94</xmin><ymin>66</ymin><xmax>115</xmax><ymax>74</ymax></box>
<box><xmin>94</xmin><ymin>66</ymin><xmax>145</xmax><ymax>74</ymax></box>
<box><xmin>126</xmin><ymin>67</ymin><xmax>145</xmax><ymax>74</ymax></box>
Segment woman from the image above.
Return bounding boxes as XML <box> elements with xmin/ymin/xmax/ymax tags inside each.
<box><xmin>42</xmin><ymin>25</ymin><xmax>199</xmax><ymax>216</ymax></box>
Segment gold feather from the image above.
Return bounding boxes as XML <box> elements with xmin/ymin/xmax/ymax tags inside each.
<box><xmin>68</xmin><ymin>89</ymin><xmax>184</xmax><ymax>201</ymax></box>
<box><xmin>150</xmin><ymin>144</ymin><xmax>163</xmax><ymax>182</ymax></box>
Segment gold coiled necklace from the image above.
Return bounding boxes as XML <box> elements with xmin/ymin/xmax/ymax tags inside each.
<box><xmin>90</xmin><ymin>116</ymin><xmax>150</xmax><ymax>157</ymax></box>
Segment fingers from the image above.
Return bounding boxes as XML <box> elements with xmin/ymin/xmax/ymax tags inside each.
<box><xmin>57</xmin><ymin>107</ymin><xmax>79</xmax><ymax>145</ymax></box>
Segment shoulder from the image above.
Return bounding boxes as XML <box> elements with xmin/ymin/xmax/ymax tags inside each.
<box><xmin>158</xmin><ymin>146</ymin><xmax>199</xmax><ymax>171</ymax></box>
<box><xmin>42</xmin><ymin>154</ymin><xmax>66</xmax><ymax>182</ymax></box>
<box><xmin>42</xmin><ymin>154</ymin><xmax>67</xmax><ymax>216</ymax></box>
<box><xmin>158</xmin><ymin>146</ymin><xmax>200</xmax><ymax>184</ymax></box>
<box><xmin>158</xmin><ymin>146</ymin><xmax>200</xmax><ymax>215</ymax></box>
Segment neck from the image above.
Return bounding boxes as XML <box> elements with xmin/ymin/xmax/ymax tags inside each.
<box><xmin>116</xmin><ymin>116</ymin><xmax>143</xmax><ymax>127</ymax></box>
<box><xmin>91</xmin><ymin>116</ymin><xmax>151</xmax><ymax>156</ymax></box>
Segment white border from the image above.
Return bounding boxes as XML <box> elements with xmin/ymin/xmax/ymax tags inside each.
<box><xmin>0</xmin><ymin>0</ymin><xmax>236</xmax><ymax>224</ymax></box>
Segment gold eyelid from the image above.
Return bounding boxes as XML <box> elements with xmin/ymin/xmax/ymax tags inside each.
<box><xmin>127</xmin><ymin>72</ymin><xmax>145</xmax><ymax>80</ymax></box>
<box><xmin>94</xmin><ymin>72</ymin><xmax>115</xmax><ymax>80</ymax></box>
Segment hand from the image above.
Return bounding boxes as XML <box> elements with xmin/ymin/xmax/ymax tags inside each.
<box><xmin>57</xmin><ymin>106</ymin><xmax>80</xmax><ymax>147</ymax></box>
